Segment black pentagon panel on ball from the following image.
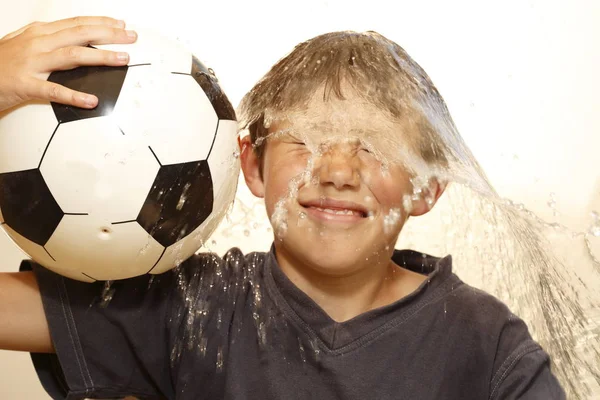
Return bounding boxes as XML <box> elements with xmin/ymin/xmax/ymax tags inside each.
<box><xmin>0</xmin><ymin>169</ymin><xmax>64</xmax><ymax>245</ymax></box>
<box><xmin>48</xmin><ymin>65</ymin><xmax>128</xmax><ymax>123</ymax></box>
<box><xmin>137</xmin><ymin>160</ymin><xmax>214</xmax><ymax>247</ymax></box>
<box><xmin>191</xmin><ymin>56</ymin><xmax>236</xmax><ymax>121</ymax></box>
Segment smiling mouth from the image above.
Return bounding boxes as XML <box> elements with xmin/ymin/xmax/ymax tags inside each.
<box><xmin>299</xmin><ymin>199</ymin><xmax>369</xmax><ymax>220</ymax></box>
<box><xmin>309</xmin><ymin>207</ymin><xmax>365</xmax><ymax>217</ymax></box>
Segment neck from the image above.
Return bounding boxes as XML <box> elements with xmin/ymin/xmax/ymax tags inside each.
<box><xmin>275</xmin><ymin>246</ymin><xmax>419</xmax><ymax>322</ymax></box>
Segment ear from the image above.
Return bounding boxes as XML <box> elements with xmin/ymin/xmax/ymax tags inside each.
<box><xmin>409</xmin><ymin>178</ymin><xmax>448</xmax><ymax>217</ymax></box>
<box><xmin>240</xmin><ymin>136</ymin><xmax>265</xmax><ymax>198</ymax></box>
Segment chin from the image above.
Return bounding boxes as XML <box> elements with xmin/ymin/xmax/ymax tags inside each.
<box><xmin>295</xmin><ymin>244</ymin><xmax>375</xmax><ymax>276</ymax></box>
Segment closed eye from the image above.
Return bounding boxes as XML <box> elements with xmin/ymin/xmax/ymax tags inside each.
<box><xmin>358</xmin><ymin>145</ymin><xmax>374</xmax><ymax>156</ymax></box>
<box><xmin>279</xmin><ymin>132</ymin><xmax>306</xmax><ymax>146</ymax></box>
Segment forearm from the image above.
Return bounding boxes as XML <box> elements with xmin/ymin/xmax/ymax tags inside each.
<box><xmin>0</xmin><ymin>271</ymin><xmax>54</xmax><ymax>353</ymax></box>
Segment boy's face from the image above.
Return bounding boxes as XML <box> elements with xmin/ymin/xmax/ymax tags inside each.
<box><xmin>242</xmin><ymin>88</ymin><xmax>443</xmax><ymax>275</ymax></box>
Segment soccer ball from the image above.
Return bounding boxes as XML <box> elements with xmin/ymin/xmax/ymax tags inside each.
<box><xmin>0</xmin><ymin>29</ymin><xmax>239</xmax><ymax>282</ymax></box>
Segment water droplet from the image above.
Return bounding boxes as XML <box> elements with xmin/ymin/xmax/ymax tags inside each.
<box><xmin>217</xmin><ymin>309</ymin><xmax>223</xmax><ymax>329</ymax></box>
<box><xmin>176</xmin><ymin>183</ymin><xmax>192</xmax><ymax>211</ymax></box>
<box><xmin>589</xmin><ymin>212</ymin><xmax>600</xmax><ymax>237</ymax></box>
<box><xmin>199</xmin><ymin>337</ymin><xmax>208</xmax><ymax>356</ymax></box>
<box><xmin>383</xmin><ymin>208</ymin><xmax>402</xmax><ymax>234</ymax></box>
<box><xmin>99</xmin><ymin>281</ymin><xmax>115</xmax><ymax>308</ymax></box>
<box><xmin>216</xmin><ymin>346</ymin><xmax>224</xmax><ymax>372</ymax></box>
<box><xmin>146</xmin><ymin>275</ymin><xmax>155</xmax><ymax>290</ymax></box>
<box><xmin>547</xmin><ymin>192</ymin><xmax>558</xmax><ymax>216</ymax></box>
<box><xmin>298</xmin><ymin>338</ymin><xmax>306</xmax><ymax>363</ymax></box>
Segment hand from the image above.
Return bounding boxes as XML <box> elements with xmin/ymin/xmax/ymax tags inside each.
<box><xmin>0</xmin><ymin>16</ymin><xmax>137</xmax><ymax>113</ymax></box>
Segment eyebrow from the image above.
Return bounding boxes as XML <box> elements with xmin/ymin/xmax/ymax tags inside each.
<box><xmin>295</xmin><ymin>122</ymin><xmax>379</xmax><ymax>135</ymax></box>
<box><xmin>348</xmin><ymin>128</ymin><xmax>380</xmax><ymax>136</ymax></box>
<box><xmin>286</xmin><ymin>119</ymin><xmax>389</xmax><ymax>140</ymax></box>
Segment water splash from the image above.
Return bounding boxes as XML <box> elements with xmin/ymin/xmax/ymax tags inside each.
<box><xmin>99</xmin><ymin>281</ymin><xmax>115</xmax><ymax>308</ymax></box>
<box><xmin>176</xmin><ymin>182</ymin><xmax>191</xmax><ymax>211</ymax></box>
<box><xmin>547</xmin><ymin>192</ymin><xmax>558</xmax><ymax>217</ymax></box>
<box><xmin>271</xmin><ymin>199</ymin><xmax>288</xmax><ymax>240</ymax></box>
<box><xmin>298</xmin><ymin>337</ymin><xmax>307</xmax><ymax>363</ymax></box>
<box><xmin>589</xmin><ymin>211</ymin><xmax>600</xmax><ymax>237</ymax></box>
<box><xmin>216</xmin><ymin>345</ymin><xmax>224</xmax><ymax>372</ymax></box>
<box><xmin>383</xmin><ymin>208</ymin><xmax>402</xmax><ymax>234</ymax></box>
<box><xmin>235</xmin><ymin>106</ymin><xmax>600</xmax><ymax>399</ymax></box>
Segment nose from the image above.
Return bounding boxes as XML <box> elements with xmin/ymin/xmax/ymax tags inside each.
<box><xmin>317</xmin><ymin>144</ymin><xmax>360</xmax><ymax>189</ymax></box>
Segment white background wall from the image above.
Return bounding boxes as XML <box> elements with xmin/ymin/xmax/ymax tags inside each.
<box><xmin>0</xmin><ymin>0</ymin><xmax>598</xmax><ymax>398</ymax></box>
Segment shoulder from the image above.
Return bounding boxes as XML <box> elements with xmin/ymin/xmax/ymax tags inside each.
<box><xmin>447</xmin><ymin>280</ymin><xmax>538</xmax><ymax>354</ymax></box>
<box><xmin>445</xmin><ymin>280</ymin><xmax>564</xmax><ymax>398</ymax></box>
<box><xmin>450</xmin><ymin>282</ymin><xmax>518</xmax><ymax>324</ymax></box>
<box><xmin>168</xmin><ymin>247</ymin><xmax>269</xmax><ymax>299</ymax></box>
<box><xmin>177</xmin><ymin>247</ymin><xmax>268</xmax><ymax>279</ymax></box>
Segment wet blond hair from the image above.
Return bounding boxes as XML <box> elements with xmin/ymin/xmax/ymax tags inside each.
<box><xmin>238</xmin><ymin>31</ymin><xmax>453</xmax><ymax>168</ymax></box>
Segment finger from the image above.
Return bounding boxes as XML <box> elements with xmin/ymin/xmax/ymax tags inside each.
<box><xmin>1</xmin><ymin>21</ymin><xmax>45</xmax><ymax>40</ymax></box>
<box><xmin>39</xmin><ymin>46</ymin><xmax>130</xmax><ymax>71</ymax></box>
<box><xmin>26</xmin><ymin>16</ymin><xmax>125</xmax><ymax>36</ymax></box>
<box><xmin>41</xmin><ymin>25</ymin><xmax>137</xmax><ymax>51</ymax></box>
<box><xmin>25</xmin><ymin>79</ymin><xmax>98</xmax><ymax>108</ymax></box>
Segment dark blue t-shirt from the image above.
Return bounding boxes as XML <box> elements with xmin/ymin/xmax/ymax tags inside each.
<box><xmin>22</xmin><ymin>247</ymin><xmax>565</xmax><ymax>399</ymax></box>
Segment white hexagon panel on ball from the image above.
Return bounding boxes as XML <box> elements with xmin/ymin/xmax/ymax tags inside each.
<box><xmin>39</xmin><ymin>116</ymin><xmax>159</xmax><ymax>222</ymax></box>
<box><xmin>45</xmin><ymin>215</ymin><xmax>165</xmax><ymax>281</ymax></box>
<box><xmin>95</xmin><ymin>27</ymin><xmax>193</xmax><ymax>74</ymax></box>
<box><xmin>0</xmin><ymin>102</ymin><xmax>58</xmax><ymax>173</ymax></box>
<box><xmin>112</xmin><ymin>66</ymin><xmax>219</xmax><ymax>166</ymax></box>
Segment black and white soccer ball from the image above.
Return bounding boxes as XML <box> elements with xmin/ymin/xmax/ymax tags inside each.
<box><xmin>0</xmin><ymin>29</ymin><xmax>239</xmax><ymax>282</ymax></box>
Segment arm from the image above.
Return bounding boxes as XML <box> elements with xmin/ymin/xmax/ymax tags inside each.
<box><xmin>21</xmin><ymin>262</ymin><xmax>181</xmax><ymax>399</ymax></box>
<box><xmin>0</xmin><ymin>16</ymin><xmax>137</xmax><ymax>112</ymax></box>
<box><xmin>0</xmin><ymin>271</ymin><xmax>52</xmax><ymax>353</ymax></box>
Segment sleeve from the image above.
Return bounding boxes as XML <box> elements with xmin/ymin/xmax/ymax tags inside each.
<box><xmin>488</xmin><ymin>317</ymin><xmax>566</xmax><ymax>400</ymax></box>
<box><xmin>20</xmin><ymin>260</ymin><xmax>179</xmax><ymax>400</ymax></box>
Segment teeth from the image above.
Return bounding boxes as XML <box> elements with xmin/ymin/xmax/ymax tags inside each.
<box><xmin>315</xmin><ymin>207</ymin><xmax>360</xmax><ymax>216</ymax></box>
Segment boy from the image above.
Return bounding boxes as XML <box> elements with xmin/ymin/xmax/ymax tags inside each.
<box><xmin>0</xmin><ymin>18</ymin><xmax>566</xmax><ymax>399</ymax></box>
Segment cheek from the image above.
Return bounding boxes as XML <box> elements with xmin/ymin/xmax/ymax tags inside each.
<box><xmin>264</xmin><ymin>155</ymin><xmax>311</xmax><ymax>210</ymax></box>
<box><xmin>365</xmin><ymin>169</ymin><xmax>411</xmax><ymax>211</ymax></box>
